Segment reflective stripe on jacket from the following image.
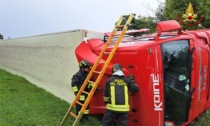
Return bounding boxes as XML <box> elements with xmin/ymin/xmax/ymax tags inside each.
<box><xmin>104</xmin><ymin>75</ymin><xmax>132</xmax><ymax>112</ymax></box>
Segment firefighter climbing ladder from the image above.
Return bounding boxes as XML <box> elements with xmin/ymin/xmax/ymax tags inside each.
<box><xmin>60</xmin><ymin>13</ymin><xmax>135</xmax><ymax>126</ymax></box>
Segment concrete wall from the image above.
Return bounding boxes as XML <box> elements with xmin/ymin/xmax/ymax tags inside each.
<box><xmin>0</xmin><ymin>29</ymin><xmax>103</xmax><ymax>103</ymax></box>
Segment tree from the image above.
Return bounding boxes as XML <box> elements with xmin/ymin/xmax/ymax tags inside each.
<box><xmin>164</xmin><ymin>0</ymin><xmax>210</xmax><ymax>30</ymax></box>
<box><xmin>134</xmin><ymin>15</ymin><xmax>156</xmax><ymax>33</ymax></box>
<box><xmin>198</xmin><ymin>0</ymin><xmax>210</xmax><ymax>28</ymax></box>
<box><xmin>120</xmin><ymin>14</ymin><xmax>156</xmax><ymax>34</ymax></box>
<box><xmin>154</xmin><ymin>1</ymin><xmax>166</xmax><ymax>22</ymax></box>
<box><xmin>132</xmin><ymin>0</ymin><xmax>166</xmax><ymax>33</ymax></box>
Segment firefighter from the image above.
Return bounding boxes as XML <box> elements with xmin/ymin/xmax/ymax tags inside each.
<box><xmin>101</xmin><ymin>63</ymin><xmax>139</xmax><ymax>126</ymax></box>
<box><xmin>71</xmin><ymin>59</ymin><xmax>92</xmax><ymax>124</ymax></box>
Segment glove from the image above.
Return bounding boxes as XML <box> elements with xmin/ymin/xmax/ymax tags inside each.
<box><xmin>130</xmin><ymin>83</ymin><xmax>139</xmax><ymax>93</ymax></box>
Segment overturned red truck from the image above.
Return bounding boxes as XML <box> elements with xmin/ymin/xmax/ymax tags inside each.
<box><xmin>75</xmin><ymin>20</ymin><xmax>210</xmax><ymax>126</ymax></box>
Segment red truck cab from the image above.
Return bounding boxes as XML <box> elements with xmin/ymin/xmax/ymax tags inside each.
<box><xmin>75</xmin><ymin>20</ymin><xmax>210</xmax><ymax>126</ymax></box>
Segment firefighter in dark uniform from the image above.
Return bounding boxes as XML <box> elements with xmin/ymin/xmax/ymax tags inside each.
<box><xmin>71</xmin><ymin>59</ymin><xmax>92</xmax><ymax>124</ymax></box>
<box><xmin>101</xmin><ymin>63</ymin><xmax>139</xmax><ymax>126</ymax></box>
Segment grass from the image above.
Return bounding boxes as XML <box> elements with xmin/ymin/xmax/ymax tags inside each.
<box><xmin>0</xmin><ymin>69</ymin><xmax>101</xmax><ymax>126</ymax></box>
<box><xmin>197</xmin><ymin>109</ymin><xmax>210</xmax><ymax>125</ymax></box>
<box><xmin>188</xmin><ymin>109</ymin><xmax>210</xmax><ymax>126</ymax></box>
<box><xmin>0</xmin><ymin>68</ymin><xmax>209</xmax><ymax>126</ymax></box>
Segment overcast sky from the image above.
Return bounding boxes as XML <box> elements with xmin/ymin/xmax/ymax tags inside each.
<box><xmin>0</xmin><ymin>0</ymin><xmax>165</xmax><ymax>39</ymax></box>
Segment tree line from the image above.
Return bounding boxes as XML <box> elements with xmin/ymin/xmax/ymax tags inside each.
<box><xmin>123</xmin><ymin>0</ymin><xmax>210</xmax><ymax>33</ymax></box>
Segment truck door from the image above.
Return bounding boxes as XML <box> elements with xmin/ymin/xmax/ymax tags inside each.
<box><xmin>161</xmin><ymin>40</ymin><xmax>191</xmax><ymax>125</ymax></box>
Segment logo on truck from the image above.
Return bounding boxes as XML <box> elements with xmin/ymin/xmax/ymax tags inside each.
<box><xmin>177</xmin><ymin>2</ymin><xmax>203</xmax><ymax>26</ymax></box>
<box><xmin>152</xmin><ymin>74</ymin><xmax>163</xmax><ymax>111</ymax></box>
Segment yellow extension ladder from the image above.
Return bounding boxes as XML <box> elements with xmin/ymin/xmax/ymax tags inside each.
<box><xmin>60</xmin><ymin>13</ymin><xmax>135</xmax><ymax>126</ymax></box>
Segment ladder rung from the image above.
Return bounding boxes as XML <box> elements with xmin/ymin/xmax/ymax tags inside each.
<box><xmin>82</xmin><ymin>90</ymin><xmax>89</xmax><ymax>95</ymax></box>
<box><xmin>76</xmin><ymin>101</ymin><xmax>84</xmax><ymax>106</ymax></box>
<box><xmin>103</xmin><ymin>52</ymin><xmax>110</xmax><ymax>54</ymax></box>
<box><xmin>88</xmin><ymin>80</ymin><xmax>95</xmax><ymax>84</ymax></box>
<box><xmin>93</xmin><ymin>71</ymin><xmax>101</xmax><ymax>74</ymax></box>
<box><xmin>69</xmin><ymin>112</ymin><xmax>77</xmax><ymax>119</ymax></box>
<box><xmin>116</xmin><ymin>25</ymin><xmax>124</xmax><ymax>28</ymax></box>
<box><xmin>108</xmin><ymin>42</ymin><xmax>116</xmax><ymax>45</ymax></box>
<box><xmin>98</xmin><ymin>62</ymin><xmax>106</xmax><ymax>64</ymax></box>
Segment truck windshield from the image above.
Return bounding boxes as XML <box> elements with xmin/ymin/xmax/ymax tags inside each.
<box><xmin>161</xmin><ymin>40</ymin><xmax>190</xmax><ymax>125</ymax></box>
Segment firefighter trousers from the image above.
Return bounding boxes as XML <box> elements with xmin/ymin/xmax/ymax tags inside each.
<box><xmin>101</xmin><ymin>109</ymin><xmax>128</xmax><ymax>126</ymax></box>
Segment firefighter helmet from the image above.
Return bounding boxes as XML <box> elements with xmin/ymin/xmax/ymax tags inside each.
<box><xmin>112</xmin><ymin>63</ymin><xmax>122</xmax><ymax>73</ymax></box>
<box><xmin>79</xmin><ymin>60</ymin><xmax>91</xmax><ymax>69</ymax></box>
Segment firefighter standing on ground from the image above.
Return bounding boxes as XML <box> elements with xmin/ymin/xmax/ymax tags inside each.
<box><xmin>101</xmin><ymin>63</ymin><xmax>139</xmax><ymax>126</ymax></box>
<box><xmin>71</xmin><ymin>59</ymin><xmax>92</xmax><ymax>124</ymax></box>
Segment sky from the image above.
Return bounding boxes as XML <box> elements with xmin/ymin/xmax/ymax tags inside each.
<box><xmin>0</xmin><ymin>0</ymin><xmax>165</xmax><ymax>39</ymax></box>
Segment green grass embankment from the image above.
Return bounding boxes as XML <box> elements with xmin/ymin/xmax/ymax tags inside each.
<box><xmin>0</xmin><ymin>69</ymin><xmax>101</xmax><ymax>126</ymax></box>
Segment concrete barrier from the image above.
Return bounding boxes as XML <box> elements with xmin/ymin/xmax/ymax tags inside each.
<box><xmin>0</xmin><ymin>29</ymin><xmax>103</xmax><ymax>103</ymax></box>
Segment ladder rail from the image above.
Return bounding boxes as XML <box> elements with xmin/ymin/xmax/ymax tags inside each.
<box><xmin>60</xmin><ymin>106</ymin><xmax>74</xmax><ymax>125</ymax></box>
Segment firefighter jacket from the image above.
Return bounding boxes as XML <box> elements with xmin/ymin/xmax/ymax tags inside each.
<box><xmin>71</xmin><ymin>69</ymin><xmax>92</xmax><ymax>101</ymax></box>
<box><xmin>103</xmin><ymin>70</ymin><xmax>138</xmax><ymax>112</ymax></box>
